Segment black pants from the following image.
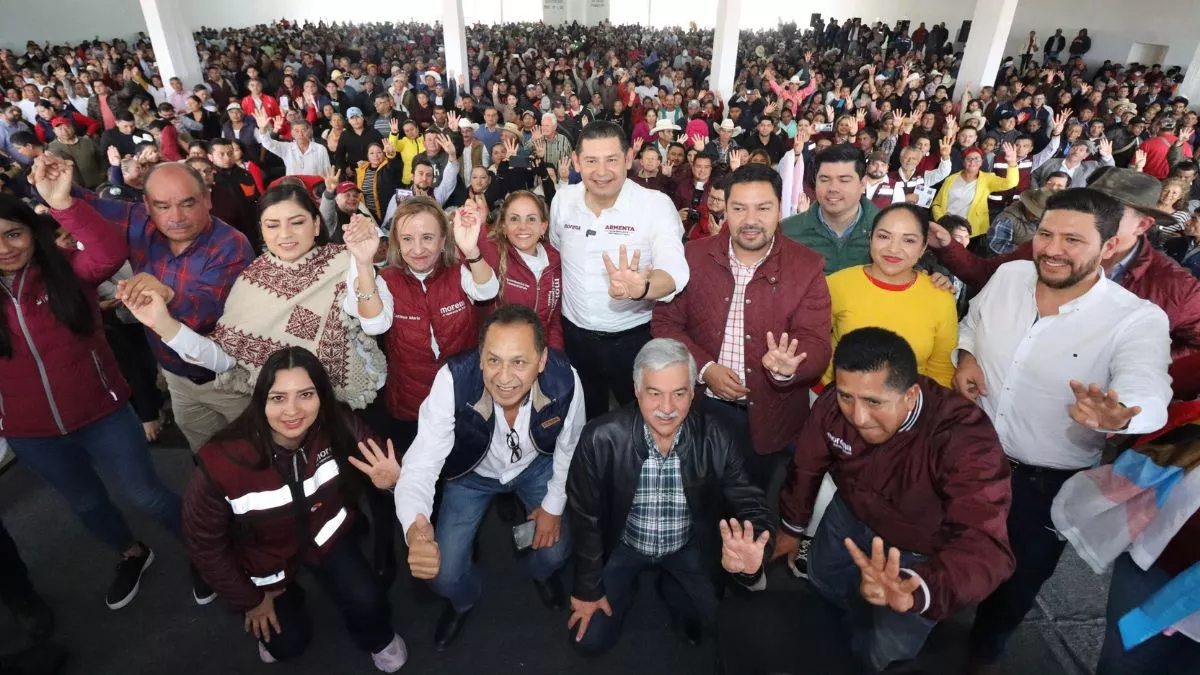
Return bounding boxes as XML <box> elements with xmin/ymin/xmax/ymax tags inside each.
<box><xmin>0</xmin><ymin>519</ymin><xmax>37</xmax><ymax>608</ymax></box>
<box><xmin>718</xmin><ymin>590</ymin><xmax>857</xmax><ymax>675</ymax></box>
<box><xmin>969</xmin><ymin>460</ymin><xmax>1078</xmax><ymax>662</ymax></box>
<box><xmin>562</xmin><ymin>319</ymin><xmax>652</xmax><ymax>421</ymax></box>
<box><xmin>701</xmin><ymin>397</ymin><xmax>788</xmax><ymax>491</ymax></box>
<box><xmin>104</xmin><ymin>319</ymin><xmax>163</xmax><ymax>423</ymax></box>
<box><xmin>261</xmin><ymin>534</ymin><xmax>394</xmax><ymax>660</ymax></box>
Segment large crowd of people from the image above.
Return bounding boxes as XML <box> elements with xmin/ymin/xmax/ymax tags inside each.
<box><xmin>0</xmin><ymin>14</ymin><xmax>1198</xmax><ymax>675</ymax></box>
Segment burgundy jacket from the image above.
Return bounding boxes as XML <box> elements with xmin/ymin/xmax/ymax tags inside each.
<box><xmin>652</xmin><ymin>232</ymin><xmax>832</xmax><ymax>455</ymax></box>
<box><xmin>380</xmin><ymin>262</ymin><xmax>480</xmax><ymax>420</ymax></box>
<box><xmin>476</xmin><ymin>232</ymin><xmax>564</xmax><ymax>351</ymax></box>
<box><xmin>935</xmin><ymin>236</ymin><xmax>1200</xmax><ymax>378</ymax></box>
<box><xmin>184</xmin><ymin>421</ymin><xmax>372</xmax><ymax>611</ymax></box>
<box><xmin>780</xmin><ymin>378</ymin><xmax>1015</xmax><ymax>620</ymax></box>
<box><xmin>0</xmin><ymin>200</ymin><xmax>131</xmax><ymax>437</ymax></box>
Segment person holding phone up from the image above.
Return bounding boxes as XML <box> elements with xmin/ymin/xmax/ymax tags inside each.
<box><xmin>364</xmin><ymin>304</ymin><xmax>585</xmax><ymax>651</ymax></box>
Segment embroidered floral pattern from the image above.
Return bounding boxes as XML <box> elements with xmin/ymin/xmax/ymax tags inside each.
<box><xmin>284</xmin><ymin>306</ymin><xmax>322</xmax><ymax>341</ymax></box>
<box><xmin>317</xmin><ymin>282</ymin><xmax>350</xmax><ymax>387</ymax></box>
<box><xmin>239</xmin><ymin>245</ymin><xmax>340</xmax><ymax>299</ymax></box>
<box><xmin>209</xmin><ymin>325</ymin><xmax>291</xmax><ymax>367</ymax></box>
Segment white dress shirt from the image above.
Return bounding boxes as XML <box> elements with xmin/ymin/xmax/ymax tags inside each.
<box><xmin>394</xmin><ymin>365</ymin><xmax>586</xmax><ymax>540</ymax></box>
<box><xmin>549</xmin><ymin>180</ymin><xmax>689</xmax><ymax>332</ymax></box>
<box><xmin>255</xmin><ymin>129</ymin><xmax>332</xmax><ymax>177</ymax></box>
<box><xmin>957</xmin><ymin>261</ymin><xmax>1171</xmax><ymax>470</ymax></box>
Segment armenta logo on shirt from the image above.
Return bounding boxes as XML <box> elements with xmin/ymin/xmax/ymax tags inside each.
<box><xmin>605</xmin><ymin>224</ymin><xmax>635</xmax><ymax>235</ymax></box>
<box><xmin>826</xmin><ymin>433</ymin><xmax>853</xmax><ymax>456</ymax></box>
<box><xmin>440</xmin><ymin>300</ymin><xmax>467</xmax><ymax>316</ymax></box>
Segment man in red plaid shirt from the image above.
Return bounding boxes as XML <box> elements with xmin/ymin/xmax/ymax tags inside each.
<box><xmin>88</xmin><ymin>162</ymin><xmax>254</xmax><ymax>451</ymax></box>
<box><xmin>652</xmin><ymin>164</ymin><xmax>833</xmax><ymax>489</ymax></box>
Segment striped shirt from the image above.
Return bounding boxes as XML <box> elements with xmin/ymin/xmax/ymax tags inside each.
<box><xmin>621</xmin><ymin>423</ymin><xmax>690</xmax><ymax>558</ymax></box>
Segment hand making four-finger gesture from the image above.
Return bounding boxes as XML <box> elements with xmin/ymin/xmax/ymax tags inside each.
<box><xmin>603</xmin><ymin>245</ymin><xmax>651</xmax><ymax>300</ymax></box>
<box><xmin>1067</xmin><ymin>381</ymin><xmax>1140</xmax><ymax>431</ymax></box>
<box><xmin>762</xmin><ymin>331</ymin><xmax>807</xmax><ymax>379</ymax></box>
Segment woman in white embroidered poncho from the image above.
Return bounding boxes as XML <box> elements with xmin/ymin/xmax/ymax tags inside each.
<box><xmin>127</xmin><ymin>181</ymin><xmax>388</xmax><ymax>412</ymax></box>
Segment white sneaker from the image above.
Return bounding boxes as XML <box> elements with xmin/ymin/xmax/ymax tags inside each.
<box><xmin>371</xmin><ymin>634</ymin><xmax>407</xmax><ymax>673</ymax></box>
<box><xmin>786</xmin><ymin>535</ymin><xmax>814</xmax><ymax>579</ymax></box>
<box><xmin>258</xmin><ymin>642</ymin><xmax>276</xmax><ymax>664</ymax></box>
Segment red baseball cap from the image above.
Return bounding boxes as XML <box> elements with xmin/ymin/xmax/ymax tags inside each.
<box><xmin>335</xmin><ymin>181</ymin><xmax>360</xmax><ymax>195</ymax></box>
<box><xmin>50</xmin><ymin>116</ymin><xmax>71</xmax><ymax>127</ymax></box>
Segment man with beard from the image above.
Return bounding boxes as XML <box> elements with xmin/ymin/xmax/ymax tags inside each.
<box><xmin>953</xmin><ymin>188</ymin><xmax>1171</xmax><ymax>674</ymax></box>
<box><xmin>652</xmin><ymin>164</ymin><xmax>832</xmax><ymax>490</ymax></box>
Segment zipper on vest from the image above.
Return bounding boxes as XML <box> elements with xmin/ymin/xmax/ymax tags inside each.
<box><xmin>8</xmin><ymin>269</ymin><xmax>68</xmax><ymax>434</ymax></box>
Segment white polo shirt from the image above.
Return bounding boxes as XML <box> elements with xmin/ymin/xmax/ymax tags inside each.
<box><xmin>549</xmin><ymin>179</ymin><xmax>689</xmax><ymax>333</ymax></box>
<box><xmin>957</xmin><ymin>261</ymin><xmax>1171</xmax><ymax>470</ymax></box>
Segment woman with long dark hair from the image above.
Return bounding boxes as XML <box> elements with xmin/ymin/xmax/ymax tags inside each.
<box><xmin>0</xmin><ymin>156</ymin><xmax>189</xmax><ymax>610</ymax></box>
<box><xmin>477</xmin><ymin>190</ymin><xmax>564</xmax><ymax>350</ymax></box>
<box><xmin>182</xmin><ymin>346</ymin><xmax>407</xmax><ymax>670</ymax></box>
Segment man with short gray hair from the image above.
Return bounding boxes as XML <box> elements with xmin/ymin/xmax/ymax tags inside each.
<box><xmin>565</xmin><ymin>337</ymin><xmax>773</xmax><ymax>655</ymax></box>
<box><xmin>526</xmin><ymin>113</ymin><xmax>572</xmax><ymax>170</ymax></box>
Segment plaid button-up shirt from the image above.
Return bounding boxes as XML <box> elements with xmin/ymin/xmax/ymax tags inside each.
<box><xmin>621</xmin><ymin>423</ymin><xmax>690</xmax><ymax>559</ymax></box>
<box><xmin>88</xmin><ymin>197</ymin><xmax>254</xmax><ymax>380</ymax></box>
<box><xmin>707</xmin><ymin>240</ymin><xmax>773</xmax><ymax>401</ymax></box>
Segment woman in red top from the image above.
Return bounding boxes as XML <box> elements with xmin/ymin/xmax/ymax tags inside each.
<box><xmin>0</xmin><ymin>156</ymin><xmax>189</xmax><ymax>611</ymax></box>
<box><xmin>477</xmin><ymin>191</ymin><xmax>564</xmax><ymax>350</ymax></box>
<box><xmin>344</xmin><ymin>197</ymin><xmax>498</xmax><ymax>452</ymax></box>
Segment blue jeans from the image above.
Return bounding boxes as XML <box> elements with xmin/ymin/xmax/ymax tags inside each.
<box><xmin>573</xmin><ymin>540</ymin><xmax>719</xmax><ymax>656</ymax></box>
<box><xmin>808</xmin><ymin>495</ymin><xmax>936</xmax><ymax>673</ymax></box>
<box><xmin>8</xmin><ymin>405</ymin><xmax>182</xmax><ymax>552</ymax></box>
<box><xmin>1096</xmin><ymin>553</ymin><xmax>1200</xmax><ymax>675</ymax></box>
<box><xmin>431</xmin><ymin>453</ymin><xmax>570</xmax><ymax>611</ymax></box>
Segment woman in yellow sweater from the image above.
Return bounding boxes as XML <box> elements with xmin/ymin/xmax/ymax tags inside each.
<box><xmin>386</xmin><ymin>118</ymin><xmax>426</xmax><ymax>186</ymax></box>
<box><xmin>931</xmin><ymin>143</ymin><xmax>1019</xmax><ymax>237</ymax></box>
<box><xmin>824</xmin><ymin>204</ymin><xmax>959</xmax><ymax>387</ymax></box>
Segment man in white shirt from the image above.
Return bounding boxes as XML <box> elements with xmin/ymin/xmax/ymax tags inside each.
<box><xmin>550</xmin><ymin>121</ymin><xmax>690</xmax><ymax>420</ymax></box>
<box><xmin>392</xmin><ymin>305</ymin><xmax>583</xmax><ymax>650</ymax></box>
<box><xmin>250</xmin><ymin>107</ymin><xmax>330</xmax><ymax>177</ymax></box>
<box><xmin>956</xmin><ymin>188</ymin><xmax>1172</xmax><ymax>675</ymax></box>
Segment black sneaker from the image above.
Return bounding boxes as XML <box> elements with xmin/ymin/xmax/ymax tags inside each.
<box><xmin>9</xmin><ymin>592</ymin><xmax>55</xmax><ymax>642</ymax></box>
<box><xmin>786</xmin><ymin>535</ymin><xmax>814</xmax><ymax>580</ymax></box>
<box><xmin>190</xmin><ymin>565</ymin><xmax>216</xmax><ymax>606</ymax></box>
<box><xmin>106</xmin><ymin>546</ymin><xmax>154</xmax><ymax>610</ymax></box>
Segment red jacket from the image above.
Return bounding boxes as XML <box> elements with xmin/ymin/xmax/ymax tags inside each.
<box><xmin>935</xmin><ymin>236</ymin><xmax>1200</xmax><ymax>376</ymax></box>
<box><xmin>0</xmin><ymin>200</ymin><xmax>131</xmax><ymax>437</ymax></box>
<box><xmin>380</xmin><ymin>263</ymin><xmax>480</xmax><ymax>420</ymax></box>
<box><xmin>1141</xmin><ymin>135</ymin><xmax>1192</xmax><ymax>180</ymax></box>
<box><xmin>652</xmin><ymin>232</ymin><xmax>833</xmax><ymax>455</ymax></box>
<box><xmin>476</xmin><ymin>232</ymin><xmax>564</xmax><ymax>351</ymax></box>
<box><xmin>183</xmin><ymin>422</ymin><xmax>371</xmax><ymax>611</ymax></box>
<box><xmin>780</xmin><ymin>378</ymin><xmax>1015</xmax><ymax>620</ymax></box>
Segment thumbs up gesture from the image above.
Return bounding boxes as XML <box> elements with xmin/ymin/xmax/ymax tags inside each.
<box><xmin>406</xmin><ymin>514</ymin><xmax>441</xmax><ymax>580</ymax></box>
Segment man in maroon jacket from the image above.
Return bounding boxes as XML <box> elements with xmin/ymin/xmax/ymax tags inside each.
<box><xmin>928</xmin><ymin>168</ymin><xmax>1200</xmax><ymax>391</ymax></box>
<box><xmin>769</xmin><ymin>328</ymin><xmax>1014</xmax><ymax>674</ymax></box>
<box><xmin>652</xmin><ymin>163</ymin><xmax>832</xmax><ymax>489</ymax></box>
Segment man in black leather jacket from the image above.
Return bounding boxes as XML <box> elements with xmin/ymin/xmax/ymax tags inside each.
<box><xmin>565</xmin><ymin>337</ymin><xmax>774</xmax><ymax>655</ymax></box>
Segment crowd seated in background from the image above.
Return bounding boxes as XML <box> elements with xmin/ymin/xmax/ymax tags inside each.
<box><xmin>0</xmin><ymin>15</ymin><xmax>1198</xmax><ymax>675</ymax></box>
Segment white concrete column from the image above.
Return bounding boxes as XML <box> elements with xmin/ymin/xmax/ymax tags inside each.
<box><xmin>139</xmin><ymin>0</ymin><xmax>204</xmax><ymax>88</ymax></box>
<box><xmin>954</xmin><ymin>0</ymin><xmax>1020</xmax><ymax>98</ymax></box>
<box><xmin>709</xmin><ymin>0</ymin><xmax>742</xmax><ymax>101</ymax></box>
<box><xmin>442</xmin><ymin>0</ymin><xmax>469</xmax><ymax>86</ymax></box>
<box><xmin>1178</xmin><ymin>43</ymin><xmax>1200</xmax><ymax>109</ymax></box>
<box><xmin>585</xmin><ymin>0</ymin><xmax>610</xmax><ymax>25</ymax></box>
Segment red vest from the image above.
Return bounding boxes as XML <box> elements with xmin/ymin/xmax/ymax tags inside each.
<box><xmin>380</xmin><ymin>262</ymin><xmax>480</xmax><ymax>420</ymax></box>
<box><xmin>476</xmin><ymin>237</ymin><xmax>564</xmax><ymax>351</ymax></box>
<box><xmin>194</xmin><ymin>429</ymin><xmax>352</xmax><ymax>592</ymax></box>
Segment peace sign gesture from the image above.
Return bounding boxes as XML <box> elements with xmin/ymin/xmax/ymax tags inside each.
<box><xmin>845</xmin><ymin>537</ymin><xmax>923</xmax><ymax>613</ymax></box>
<box><xmin>1067</xmin><ymin>381</ymin><xmax>1141</xmax><ymax>431</ymax></box>
<box><xmin>602</xmin><ymin>245</ymin><xmax>651</xmax><ymax>300</ymax></box>
<box><xmin>762</xmin><ymin>331</ymin><xmax>807</xmax><ymax>379</ymax></box>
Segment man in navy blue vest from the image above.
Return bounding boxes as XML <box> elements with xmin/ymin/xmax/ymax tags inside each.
<box><xmin>394</xmin><ymin>304</ymin><xmax>584</xmax><ymax>650</ymax></box>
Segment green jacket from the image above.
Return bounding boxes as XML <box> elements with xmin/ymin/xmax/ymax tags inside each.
<box><xmin>780</xmin><ymin>197</ymin><xmax>880</xmax><ymax>276</ymax></box>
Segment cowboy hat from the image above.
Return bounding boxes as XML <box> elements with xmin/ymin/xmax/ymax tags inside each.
<box><xmin>649</xmin><ymin>119</ymin><xmax>681</xmax><ymax>134</ymax></box>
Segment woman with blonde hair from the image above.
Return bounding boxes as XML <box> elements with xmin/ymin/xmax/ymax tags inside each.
<box><xmin>344</xmin><ymin>197</ymin><xmax>498</xmax><ymax>450</ymax></box>
<box><xmin>1156</xmin><ymin>177</ymin><xmax>1193</xmax><ymax>239</ymax></box>
<box><xmin>475</xmin><ymin>190</ymin><xmax>564</xmax><ymax>350</ymax></box>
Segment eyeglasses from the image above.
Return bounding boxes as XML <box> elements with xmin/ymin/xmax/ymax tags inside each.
<box><xmin>506</xmin><ymin>428</ymin><xmax>522</xmax><ymax>464</ymax></box>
